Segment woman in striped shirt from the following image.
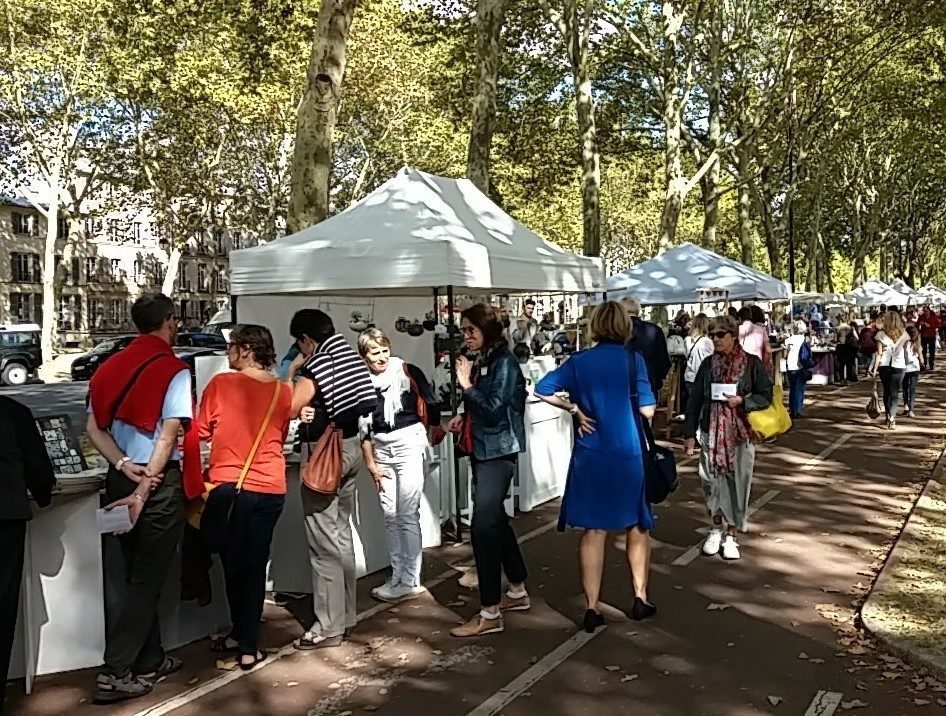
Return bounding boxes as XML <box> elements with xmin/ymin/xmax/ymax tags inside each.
<box><xmin>287</xmin><ymin>309</ymin><xmax>378</xmax><ymax>650</ymax></box>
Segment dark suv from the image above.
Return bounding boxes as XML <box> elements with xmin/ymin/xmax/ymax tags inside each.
<box><xmin>0</xmin><ymin>323</ymin><xmax>43</xmax><ymax>386</ymax></box>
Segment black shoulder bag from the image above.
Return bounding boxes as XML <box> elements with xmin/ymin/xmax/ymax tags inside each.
<box><xmin>628</xmin><ymin>348</ymin><xmax>679</xmax><ymax>504</ymax></box>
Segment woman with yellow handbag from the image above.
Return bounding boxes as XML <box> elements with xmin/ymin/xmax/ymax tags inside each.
<box><xmin>682</xmin><ymin>315</ymin><xmax>773</xmax><ymax>561</ymax></box>
<box><xmin>197</xmin><ymin>325</ymin><xmax>292</xmax><ymax>670</ymax></box>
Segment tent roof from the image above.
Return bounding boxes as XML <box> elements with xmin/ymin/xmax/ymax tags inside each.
<box><xmin>600</xmin><ymin>242</ymin><xmax>791</xmax><ymax>306</ymax></box>
<box><xmin>229</xmin><ymin>167</ymin><xmax>603</xmax><ymax>297</ymax></box>
<box><xmin>845</xmin><ymin>278</ymin><xmax>915</xmax><ymax>307</ymax></box>
<box><xmin>918</xmin><ymin>283</ymin><xmax>946</xmax><ymax>304</ymax></box>
<box><xmin>888</xmin><ymin>278</ymin><xmax>929</xmax><ymax>303</ymax></box>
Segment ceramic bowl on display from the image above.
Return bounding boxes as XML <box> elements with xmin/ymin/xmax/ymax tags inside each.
<box><xmin>423</xmin><ymin>311</ymin><xmax>437</xmax><ymax>331</ymax></box>
<box><xmin>348</xmin><ymin>311</ymin><xmax>370</xmax><ymax>332</ymax></box>
<box><xmin>395</xmin><ymin>317</ymin><xmax>410</xmax><ymax>333</ymax></box>
<box><xmin>406</xmin><ymin>322</ymin><xmax>425</xmax><ymax>337</ymax></box>
<box><xmin>433</xmin><ymin>323</ymin><xmax>448</xmax><ymax>336</ymax></box>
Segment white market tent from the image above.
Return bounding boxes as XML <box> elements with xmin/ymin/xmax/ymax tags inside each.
<box><xmin>845</xmin><ymin>278</ymin><xmax>913</xmax><ymax>307</ymax></box>
<box><xmin>599</xmin><ymin>242</ymin><xmax>791</xmax><ymax>306</ymax></box>
<box><xmin>888</xmin><ymin>278</ymin><xmax>930</xmax><ymax>304</ymax></box>
<box><xmin>918</xmin><ymin>283</ymin><xmax>946</xmax><ymax>304</ymax></box>
<box><xmin>793</xmin><ymin>291</ymin><xmax>854</xmax><ymax>305</ymax></box>
<box><xmin>229</xmin><ymin>166</ymin><xmax>603</xmax><ymax>297</ymax></box>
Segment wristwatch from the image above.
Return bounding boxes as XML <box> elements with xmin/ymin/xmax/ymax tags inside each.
<box><xmin>115</xmin><ymin>456</ymin><xmax>131</xmax><ymax>472</ymax></box>
<box><xmin>569</xmin><ymin>404</ymin><xmax>580</xmax><ymax>414</ymax></box>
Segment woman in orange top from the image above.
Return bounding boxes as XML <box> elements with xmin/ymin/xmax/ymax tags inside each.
<box><xmin>198</xmin><ymin>324</ymin><xmax>292</xmax><ymax>670</ymax></box>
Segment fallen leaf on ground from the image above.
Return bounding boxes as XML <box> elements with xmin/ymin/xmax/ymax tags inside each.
<box><xmin>379</xmin><ymin>688</ymin><xmax>389</xmax><ymax>695</ymax></box>
<box><xmin>328</xmin><ymin>683</ymin><xmax>340</xmax><ymax>689</ymax></box>
<box><xmin>364</xmin><ymin>707</ymin><xmax>378</xmax><ymax>712</ymax></box>
<box><xmin>673</xmin><ymin>585</ymin><xmax>683</xmax><ymax>590</ymax></box>
<box><xmin>791</xmin><ymin>621</ymin><xmax>800</xmax><ymax>627</ymax></box>
<box><xmin>726</xmin><ymin>642</ymin><xmax>735</xmax><ymax>647</ymax></box>
<box><xmin>767</xmin><ymin>695</ymin><xmax>783</xmax><ymax>706</ymax></box>
<box><xmin>188</xmin><ymin>677</ymin><xmax>199</xmax><ymax>685</ymax></box>
<box><xmin>605</xmin><ymin>665</ymin><xmax>621</xmax><ymax>672</ymax></box>
<box><xmin>821</xmin><ymin>587</ymin><xmax>840</xmax><ymax>593</ymax></box>
<box><xmin>622</xmin><ymin>674</ymin><xmax>639</xmax><ymax>682</ymax></box>
<box><xmin>706</xmin><ymin>603</ymin><xmax>730</xmax><ymax>611</ymax></box>
<box><xmin>215</xmin><ymin>659</ymin><xmax>237</xmax><ymax>671</ymax></box>
<box><xmin>798</xmin><ymin>652</ymin><xmax>810</xmax><ymax>659</ymax></box>
<box><xmin>841</xmin><ymin>700</ymin><xmax>869</xmax><ymax>709</ymax></box>
<box><xmin>914</xmin><ymin>699</ymin><xmax>930</xmax><ymax>706</ymax></box>
<box><xmin>856</xmin><ymin>682</ymin><xmax>868</xmax><ymax>691</ymax></box>
<box><xmin>387</xmin><ymin>618</ymin><xmax>401</xmax><ymax>624</ymax></box>
<box><xmin>809</xmin><ymin>658</ymin><xmax>826</xmax><ymax>664</ymax></box>
<box><xmin>447</xmin><ymin>601</ymin><xmax>465</xmax><ymax>607</ymax></box>
<box><xmin>882</xmin><ymin>671</ymin><xmax>902</xmax><ymax>680</ymax></box>
<box><xmin>287</xmin><ymin>681</ymin><xmax>299</xmax><ymax>687</ymax></box>
<box><xmin>848</xmin><ymin>646</ymin><xmax>868</xmax><ymax>655</ymax></box>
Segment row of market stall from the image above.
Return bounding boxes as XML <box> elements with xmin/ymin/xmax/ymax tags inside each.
<box><xmin>16</xmin><ymin>166</ymin><xmax>944</xmax><ymax>691</ymax></box>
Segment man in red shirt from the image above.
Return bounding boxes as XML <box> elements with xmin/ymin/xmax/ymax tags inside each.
<box><xmin>917</xmin><ymin>306</ymin><xmax>941</xmax><ymax>370</ymax></box>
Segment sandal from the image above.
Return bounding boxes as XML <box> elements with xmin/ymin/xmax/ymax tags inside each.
<box><xmin>238</xmin><ymin>652</ymin><xmax>266</xmax><ymax>671</ymax></box>
<box><xmin>292</xmin><ymin>632</ymin><xmax>343</xmax><ymax>650</ymax></box>
<box><xmin>210</xmin><ymin>636</ymin><xmax>240</xmax><ymax>653</ymax></box>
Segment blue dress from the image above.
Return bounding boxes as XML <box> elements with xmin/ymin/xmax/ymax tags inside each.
<box><xmin>535</xmin><ymin>341</ymin><xmax>656</xmax><ymax>531</ymax></box>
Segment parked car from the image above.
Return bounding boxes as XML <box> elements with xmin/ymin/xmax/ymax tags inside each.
<box><xmin>0</xmin><ymin>323</ymin><xmax>43</xmax><ymax>386</ymax></box>
<box><xmin>70</xmin><ymin>336</ymin><xmax>136</xmax><ymax>381</ymax></box>
<box><xmin>176</xmin><ymin>332</ymin><xmax>228</xmax><ymax>349</ymax></box>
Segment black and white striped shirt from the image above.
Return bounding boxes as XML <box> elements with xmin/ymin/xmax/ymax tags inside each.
<box><xmin>299</xmin><ymin>333</ymin><xmax>377</xmax><ymax>436</ymax></box>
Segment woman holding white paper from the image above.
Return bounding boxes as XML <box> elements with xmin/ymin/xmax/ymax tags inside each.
<box><xmin>682</xmin><ymin>315</ymin><xmax>773</xmax><ymax>561</ymax></box>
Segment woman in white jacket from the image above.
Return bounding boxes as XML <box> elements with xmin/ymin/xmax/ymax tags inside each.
<box><xmin>683</xmin><ymin>314</ymin><xmax>714</xmax><ymax>409</ymax></box>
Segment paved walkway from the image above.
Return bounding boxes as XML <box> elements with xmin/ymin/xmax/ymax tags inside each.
<box><xmin>8</xmin><ymin>369</ymin><xmax>946</xmax><ymax>715</ymax></box>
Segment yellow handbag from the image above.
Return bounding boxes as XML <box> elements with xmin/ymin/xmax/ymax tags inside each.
<box><xmin>747</xmin><ymin>382</ymin><xmax>792</xmax><ymax>439</ymax></box>
<box><xmin>186</xmin><ymin>381</ymin><xmax>282</xmax><ymax>529</ymax></box>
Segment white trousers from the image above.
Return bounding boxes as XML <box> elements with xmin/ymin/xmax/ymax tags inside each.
<box><xmin>372</xmin><ymin>422</ymin><xmax>428</xmax><ymax>587</ymax></box>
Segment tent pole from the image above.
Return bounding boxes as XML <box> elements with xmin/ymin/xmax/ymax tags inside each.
<box><xmin>229</xmin><ymin>295</ymin><xmax>238</xmax><ymax>324</ymax></box>
<box><xmin>448</xmin><ymin>285</ymin><xmax>463</xmax><ymax>544</ymax></box>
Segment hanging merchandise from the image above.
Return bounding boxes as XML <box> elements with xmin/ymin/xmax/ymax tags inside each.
<box><xmin>423</xmin><ymin>311</ymin><xmax>437</xmax><ymax>331</ymax></box>
<box><xmin>348</xmin><ymin>311</ymin><xmax>371</xmax><ymax>332</ymax></box>
<box><xmin>406</xmin><ymin>320</ymin><xmax>425</xmax><ymax>337</ymax></box>
<box><xmin>395</xmin><ymin>317</ymin><xmax>410</xmax><ymax>333</ymax></box>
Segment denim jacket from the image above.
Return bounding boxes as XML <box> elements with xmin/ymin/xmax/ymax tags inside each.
<box><xmin>462</xmin><ymin>346</ymin><xmax>527</xmax><ymax>460</ymax></box>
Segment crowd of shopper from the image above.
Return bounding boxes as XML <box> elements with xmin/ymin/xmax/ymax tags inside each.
<box><xmin>5</xmin><ymin>289</ymin><xmax>941</xmax><ymax>708</ymax></box>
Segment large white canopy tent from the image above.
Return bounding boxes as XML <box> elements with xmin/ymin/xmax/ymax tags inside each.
<box><xmin>846</xmin><ymin>278</ymin><xmax>914</xmax><ymax>307</ymax></box>
<box><xmin>918</xmin><ymin>283</ymin><xmax>946</xmax><ymax>304</ymax></box>
<box><xmin>597</xmin><ymin>242</ymin><xmax>792</xmax><ymax>306</ymax></box>
<box><xmin>227</xmin><ymin>166</ymin><xmax>602</xmax><ymax>554</ymax></box>
<box><xmin>888</xmin><ymin>278</ymin><xmax>930</xmax><ymax>304</ymax></box>
<box><xmin>229</xmin><ymin>166</ymin><xmax>603</xmax><ymax>297</ymax></box>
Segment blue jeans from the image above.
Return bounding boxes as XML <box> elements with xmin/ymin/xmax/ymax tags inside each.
<box><xmin>787</xmin><ymin>370</ymin><xmax>807</xmax><ymax>416</ymax></box>
<box><xmin>220</xmin><ymin>490</ymin><xmax>285</xmax><ymax>655</ymax></box>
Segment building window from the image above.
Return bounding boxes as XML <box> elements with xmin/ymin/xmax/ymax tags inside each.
<box><xmin>59</xmin><ymin>296</ymin><xmax>81</xmax><ymax>331</ymax></box>
<box><xmin>133</xmin><ymin>260</ymin><xmax>144</xmax><ymax>284</ymax></box>
<box><xmin>11</xmin><ymin>252</ymin><xmax>41</xmax><ymax>283</ymax></box>
<box><xmin>155</xmin><ymin>264</ymin><xmax>166</xmax><ymax>286</ymax></box>
<box><xmin>57</xmin><ymin>217</ymin><xmax>69</xmax><ymax>240</ymax></box>
<box><xmin>11</xmin><ymin>211</ymin><xmax>37</xmax><ymax>236</ymax></box>
<box><xmin>132</xmin><ymin>222</ymin><xmax>142</xmax><ymax>244</ymax></box>
<box><xmin>71</xmin><ymin>257</ymin><xmax>80</xmax><ymax>285</ymax></box>
<box><xmin>109</xmin><ymin>299</ymin><xmax>128</xmax><ymax>326</ymax></box>
<box><xmin>87</xmin><ymin>298</ymin><xmax>103</xmax><ymax>330</ymax></box>
<box><xmin>10</xmin><ymin>292</ymin><xmax>33</xmax><ymax>321</ymax></box>
<box><xmin>214</xmin><ymin>229</ymin><xmax>225</xmax><ymax>254</ymax></box>
<box><xmin>109</xmin><ymin>258</ymin><xmax>121</xmax><ymax>282</ymax></box>
<box><xmin>197</xmin><ymin>263</ymin><xmax>208</xmax><ymax>292</ymax></box>
<box><xmin>107</xmin><ymin>219</ymin><xmax>119</xmax><ymax>241</ymax></box>
<box><xmin>84</xmin><ymin>257</ymin><xmax>97</xmax><ymax>283</ymax></box>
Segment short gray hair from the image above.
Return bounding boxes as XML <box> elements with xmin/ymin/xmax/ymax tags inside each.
<box><xmin>619</xmin><ymin>296</ymin><xmax>641</xmax><ymax>316</ymax></box>
<box><xmin>793</xmin><ymin>320</ymin><xmax>807</xmax><ymax>335</ymax></box>
<box><xmin>707</xmin><ymin>315</ymin><xmax>738</xmax><ymax>336</ymax></box>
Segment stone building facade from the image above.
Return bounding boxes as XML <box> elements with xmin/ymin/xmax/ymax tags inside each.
<box><xmin>0</xmin><ymin>197</ymin><xmax>248</xmax><ymax>345</ymax></box>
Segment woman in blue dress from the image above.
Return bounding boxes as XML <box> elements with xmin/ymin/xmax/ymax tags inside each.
<box><xmin>534</xmin><ymin>301</ymin><xmax>657</xmax><ymax>631</ymax></box>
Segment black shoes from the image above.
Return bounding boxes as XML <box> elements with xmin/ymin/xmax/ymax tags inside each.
<box><xmin>631</xmin><ymin>597</ymin><xmax>657</xmax><ymax>621</ymax></box>
<box><xmin>582</xmin><ymin>609</ymin><xmax>605</xmax><ymax>633</ymax></box>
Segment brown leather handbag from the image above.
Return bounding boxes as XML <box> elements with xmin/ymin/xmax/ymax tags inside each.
<box><xmin>301</xmin><ymin>357</ymin><xmax>344</xmax><ymax>495</ymax></box>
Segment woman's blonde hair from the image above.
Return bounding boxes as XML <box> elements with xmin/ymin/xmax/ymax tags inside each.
<box><xmin>906</xmin><ymin>325</ymin><xmax>922</xmax><ymax>358</ymax></box>
<box><xmin>357</xmin><ymin>327</ymin><xmax>391</xmax><ymax>357</ymax></box>
<box><xmin>881</xmin><ymin>310</ymin><xmax>904</xmax><ymax>341</ymax></box>
<box><xmin>590</xmin><ymin>301</ymin><xmax>632</xmax><ymax>343</ymax></box>
<box><xmin>689</xmin><ymin>313</ymin><xmax>709</xmax><ymax>339</ymax></box>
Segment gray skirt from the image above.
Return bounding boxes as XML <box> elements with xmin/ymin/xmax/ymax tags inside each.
<box><xmin>697</xmin><ymin>431</ymin><xmax>755</xmax><ymax>532</ymax></box>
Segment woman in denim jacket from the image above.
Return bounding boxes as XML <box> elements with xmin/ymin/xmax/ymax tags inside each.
<box><xmin>447</xmin><ymin>303</ymin><xmax>529</xmax><ymax>638</ymax></box>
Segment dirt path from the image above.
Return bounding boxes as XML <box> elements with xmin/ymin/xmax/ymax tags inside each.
<box><xmin>10</xmin><ymin>370</ymin><xmax>946</xmax><ymax>715</ymax></box>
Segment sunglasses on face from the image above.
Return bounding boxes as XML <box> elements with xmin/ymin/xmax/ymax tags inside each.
<box><xmin>709</xmin><ymin>331</ymin><xmax>731</xmax><ymax>340</ymax></box>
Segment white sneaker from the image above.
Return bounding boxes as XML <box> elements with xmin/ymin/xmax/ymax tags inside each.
<box><xmin>702</xmin><ymin>528</ymin><xmax>724</xmax><ymax>555</ymax></box>
<box><xmin>371</xmin><ymin>577</ymin><xmax>399</xmax><ymax>601</ymax></box>
<box><xmin>378</xmin><ymin>583</ymin><xmax>428</xmax><ymax>603</ymax></box>
<box><xmin>721</xmin><ymin>536</ymin><xmax>741</xmax><ymax>560</ymax></box>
